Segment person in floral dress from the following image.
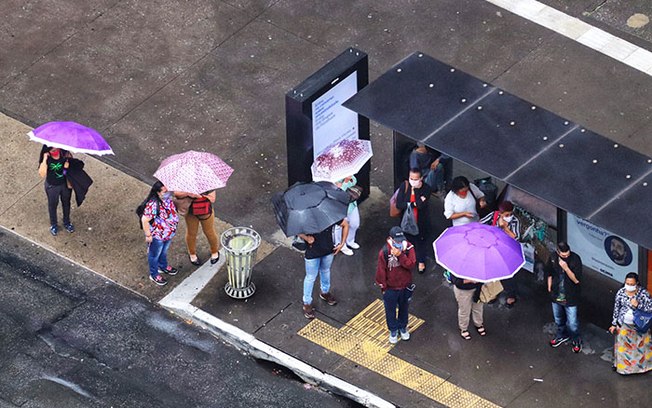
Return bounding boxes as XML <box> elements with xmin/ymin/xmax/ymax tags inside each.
<box><xmin>609</xmin><ymin>272</ymin><xmax>652</xmax><ymax>375</ymax></box>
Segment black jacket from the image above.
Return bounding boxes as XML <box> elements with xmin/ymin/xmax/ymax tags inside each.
<box><xmin>395</xmin><ymin>180</ymin><xmax>431</xmax><ymax>236</ymax></box>
<box><xmin>545</xmin><ymin>252</ymin><xmax>583</xmax><ymax>306</ymax></box>
<box><xmin>66</xmin><ymin>159</ymin><xmax>93</xmax><ymax>207</ymax></box>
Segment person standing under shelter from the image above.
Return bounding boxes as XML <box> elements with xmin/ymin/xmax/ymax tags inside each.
<box><xmin>481</xmin><ymin>201</ymin><xmax>521</xmax><ymax>307</ymax></box>
<box><xmin>395</xmin><ymin>168</ymin><xmax>431</xmax><ymax>274</ymax></box>
<box><xmin>546</xmin><ymin>242</ymin><xmax>583</xmax><ymax>353</ymax></box>
<box><xmin>444</xmin><ymin>176</ymin><xmax>486</xmax><ymax>226</ymax></box>
<box><xmin>375</xmin><ymin>227</ymin><xmax>416</xmax><ymax>344</ymax></box>
<box><xmin>298</xmin><ymin>219</ymin><xmax>349</xmax><ymax>319</ymax></box>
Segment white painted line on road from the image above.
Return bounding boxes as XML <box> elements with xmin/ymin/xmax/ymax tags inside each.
<box><xmin>158</xmin><ymin>249</ymin><xmax>396</xmax><ymax>408</ymax></box>
<box><xmin>486</xmin><ymin>0</ymin><xmax>652</xmax><ymax>76</ymax></box>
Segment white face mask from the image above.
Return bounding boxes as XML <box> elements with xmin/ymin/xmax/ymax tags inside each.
<box><xmin>503</xmin><ymin>215</ymin><xmax>513</xmax><ymax>222</ymax></box>
<box><xmin>624</xmin><ymin>284</ymin><xmax>637</xmax><ymax>292</ymax></box>
<box><xmin>409</xmin><ymin>179</ymin><xmax>422</xmax><ymax>188</ymax></box>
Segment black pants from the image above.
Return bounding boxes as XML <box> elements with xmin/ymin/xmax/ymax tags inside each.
<box><xmin>45</xmin><ymin>182</ymin><xmax>71</xmax><ymax>226</ymax></box>
<box><xmin>502</xmin><ymin>277</ymin><xmax>518</xmax><ymax>299</ymax></box>
<box><xmin>406</xmin><ymin>232</ymin><xmax>430</xmax><ymax>264</ymax></box>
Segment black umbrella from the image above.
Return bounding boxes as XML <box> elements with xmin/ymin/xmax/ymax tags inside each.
<box><xmin>272</xmin><ymin>181</ymin><xmax>349</xmax><ymax>236</ymax></box>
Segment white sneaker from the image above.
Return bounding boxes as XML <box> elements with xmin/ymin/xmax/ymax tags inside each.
<box><xmin>340</xmin><ymin>245</ymin><xmax>354</xmax><ymax>256</ymax></box>
<box><xmin>389</xmin><ymin>332</ymin><xmax>399</xmax><ymax>344</ymax></box>
<box><xmin>400</xmin><ymin>329</ymin><xmax>410</xmax><ymax>341</ymax></box>
<box><xmin>347</xmin><ymin>242</ymin><xmax>360</xmax><ymax>249</ymax></box>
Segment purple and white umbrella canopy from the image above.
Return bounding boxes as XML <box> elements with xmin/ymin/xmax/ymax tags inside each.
<box><xmin>433</xmin><ymin>223</ymin><xmax>525</xmax><ymax>282</ymax></box>
<box><xmin>28</xmin><ymin>121</ymin><xmax>113</xmax><ymax>155</ymax></box>
<box><xmin>311</xmin><ymin>138</ymin><xmax>372</xmax><ymax>183</ymax></box>
<box><xmin>154</xmin><ymin>150</ymin><xmax>234</xmax><ymax>195</ymax></box>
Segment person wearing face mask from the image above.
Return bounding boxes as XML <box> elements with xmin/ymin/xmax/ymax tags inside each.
<box><xmin>375</xmin><ymin>227</ymin><xmax>416</xmax><ymax>344</ymax></box>
<box><xmin>609</xmin><ymin>272</ymin><xmax>652</xmax><ymax>375</ymax></box>
<box><xmin>444</xmin><ymin>176</ymin><xmax>486</xmax><ymax>226</ymax></box>
<box><xmin>546</xmin><ymin>242</ymin><xmax>583</xmax><ymax>353</ymax></box>
<box><xmin>140</xmin><ymin>181</ymin><xmax>179</xmax><ymax>286</ymax></box>
<box><xmin>395</xmin><ymin>168</ymin><xmax>432</xmax><ymax>274</ymax></box>
<box><xmin>481</xmin><ymin>201</ymin><xmax>521</xmax><ymax>307</ymax></box>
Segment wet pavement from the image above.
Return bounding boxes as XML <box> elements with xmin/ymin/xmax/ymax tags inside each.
<box><xmin>2</xmin><ymin>0</ymin><xmax>652</xmax><ymax>406</ymax></box>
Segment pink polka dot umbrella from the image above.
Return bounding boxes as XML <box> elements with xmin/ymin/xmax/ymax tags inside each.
<box><xmin>154</xmin><ymin>150</ymin><xmax>234</xmax><ymax>194</ymax></box>
<box><xmin>311</xmin><ymin>138</ymin><xmax>373</xmax><ymax>183</ymax></box>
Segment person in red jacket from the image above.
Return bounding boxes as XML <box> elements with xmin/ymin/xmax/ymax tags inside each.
<box><xmin>375</xmin><ymin>226</ymin><xmax>417</xmax><ymax>344</ymax></box>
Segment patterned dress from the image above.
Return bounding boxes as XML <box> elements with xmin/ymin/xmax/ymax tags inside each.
<box><xmin>611</xmin><ymin>287</ymin><xmax>652</xmax><ymax>375</ymax></box>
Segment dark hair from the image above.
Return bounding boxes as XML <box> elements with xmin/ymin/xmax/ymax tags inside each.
<box><xmin>451</xmin><ymin>176</ymin><xmax>470</xmax><ymax>193</ymax></box>
<box><xmin>498</xmin><ymin>201</ymin><xmax>514</xmax><ymax>213</ymax></box>
<box><xmin>38</xmin><ymin>145</ymin><xmax>69</xmax><ymax>166</ymax></box>
<box><xmin>408</xmin><ymin>167</ymin><xmax>422</xmax><ymax>177</ymax></box>
<box><xmin>146</xmin><ymin>181</ymin><xmax>165</xmax><ymax>203</ymax></box>
<box><xmin>557</xmin><ymin>242</ymin><xmax>570</xmax><ymax>253</ymax></box>
<box><xmin>625</xmin><ymin>272</ymin><xmax>639</xmax><ymax>283</ymax></box>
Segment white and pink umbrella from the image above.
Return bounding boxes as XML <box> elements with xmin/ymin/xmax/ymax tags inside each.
<box><xmin>311</xmin><ymin>138</ymin><xmax>373</xmax><ymax>183</ymax></box>
<box><xmin>154</xmin><ymin>150</ymin><xmax>233</xmax><ymax>194</ymax></box>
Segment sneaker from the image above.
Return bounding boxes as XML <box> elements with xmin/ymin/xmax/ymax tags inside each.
<box><xmin>158</xmin><ymin>266</ymin><xmax>178</xmax><ymax>276</ymax></box>
<box><xmin>550</xmin><ymin>336</ymin><xmax>569</xmax><ymax>348</ymax></box>
<box><xmin>347</xmin><ymin>242</ymin><xmax>360</xmax><ymax>250</ymax></box>
<box><xmin>49</xmin><ymin>225</ymin><xmax>58</xmax><ymax>236</ymax></box>
<box><xmin>443</xmin><ymin>270</ymin><xmax>452</xmax><ymax>284</ymax></box>
<box><xmin>149</xmin><ymin>274</ymin><xmax>168</xmax><ymax>286</ymax></box>
<box><xmin>64</xmin><ymin>223</ymin><xmax>74</xmax><ymax>233</ymax></box>
<box><xmin>303</xmin><ymin>304</ymin><xmax>315</xmax><ymax>319</ymax></box>
<box><xmin>400</xmin><ymin>329</ymin><xmax>410</xmax><ymax>341</ymax></box>
<box><xmin>319</xmin><ymin>292</ymin><xmax>337</xmax><ymax>306</ymax></box>
<box><xmin>340</xmin><ymin>245</ymin><xmax>354</xmax><ymax>256</ymax></box>
<box><xmin>389</xmin><ymin>331</ymin><xmax>399</xmax><ymax>344</ymax></box>
<box><xmin>572</xmin><ymin>341</ymin><xmax>582</xmax><ymax>353</ymax></box>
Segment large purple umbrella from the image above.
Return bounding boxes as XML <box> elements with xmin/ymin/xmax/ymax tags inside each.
<box><xmin>433</xmin><ymin>223</ymin><xmax>525</xmax><ymax>282</ymax></box>
<box><xmin>154</xmin><ymin>150</ymin><xmax>234</xmax><ymax>194</ymax></box>
<box><xmin>28</xmin><ymin>121</ymin><xmax>114</xmax><ymax>155</ymax></box>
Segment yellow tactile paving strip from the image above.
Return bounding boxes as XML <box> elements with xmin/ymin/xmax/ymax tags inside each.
<box><xmin>298</xmin><ymin>300</ymin><xmax>500</xmax><ymax>408</ymax></box>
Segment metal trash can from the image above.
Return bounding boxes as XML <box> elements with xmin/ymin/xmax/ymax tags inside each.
<box><xmin>220</xmin><ymin>227</ymin><xmax>261</xmax><ymax>299</ymax></box>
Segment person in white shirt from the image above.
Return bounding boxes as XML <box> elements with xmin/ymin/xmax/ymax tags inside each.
<box><xmin>443</xmin><ymin>176</ymin><xmax>486</xmax><ymax>226</ymax></box>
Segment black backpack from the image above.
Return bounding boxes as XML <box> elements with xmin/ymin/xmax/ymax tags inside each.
<box><xmin>136</xmin><ymin>199</ymin><xmax>159</xmax><ymax>229</ymax></box>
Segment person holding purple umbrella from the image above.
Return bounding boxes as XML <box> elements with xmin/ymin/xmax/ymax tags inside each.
<box><xmin>38</xmin><ymin>146</ymin><xmax>74</xmax><ymax>236</ymax></box>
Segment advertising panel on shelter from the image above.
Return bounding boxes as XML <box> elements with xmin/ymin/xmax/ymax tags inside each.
<box><xmin>567</xmin><ymin>213</ymin><xmax>638</xmax><ymax>282</ymax></box>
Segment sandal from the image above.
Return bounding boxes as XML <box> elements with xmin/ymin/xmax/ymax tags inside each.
<box><xmin>475</xmin><ymin>325</ymin><xmax>486</xmax><ymax>336</ymax></box>
<box><xmin>460</xmin><ymin>330</ymin><xmax>471</xmax><ymax>340</ymax></box>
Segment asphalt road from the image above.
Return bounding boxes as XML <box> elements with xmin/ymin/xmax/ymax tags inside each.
<box><xmin>0</xmin><ymin>229</ymin><xmax>358</xmax><ymax>408</ymax></box>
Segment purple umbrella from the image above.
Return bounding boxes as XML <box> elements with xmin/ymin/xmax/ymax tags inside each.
<box><xmin>433</xmin><ymin>223</ymin><xmax>525</xmax><ymax>282</ymax></box>
<box><xmin>28</xmin><ymin>121</ymin><xmax>114</xmax><ymax>155</ymax></box>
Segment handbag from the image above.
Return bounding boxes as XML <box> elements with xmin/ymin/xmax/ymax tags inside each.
<box><xmin>190</xmin><ymin>196</ymin><xmax>213</xmax><ymax>220</ymax></box>
<box><xmin>389</xmin><ymin>181</ymin><xmax>409</xmax><ymax>218</ymax></box>
<box><xmin>346</xmin><ymin>185</ymin><xmax>363</xmax><ymax>203</ymax></box>
<box><xmin>292</xmin><ymin>236</ymin><xmax>307</xmax><ymax>251</ymax></box>
<box><xmin>479</xmin><ymin>281</ymin><xmax>503</xmax><ymax>303</ymax></box>
<box><xmin>633</xmin><ymin>308</ymin><xmax>652</xmax><ymax>334</ymax></box>
<box><xmin>400</xmin><ymin>205</ymin><xmax>419</xmax><ymax>235</ymax></box>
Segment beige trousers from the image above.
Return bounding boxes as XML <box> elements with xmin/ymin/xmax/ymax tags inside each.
<box><xmin>453</xmin><ymin>286</ymin><xmax>484</xmax><ymax>331</ymax></box>
<box><xmin>185</xmin><ymin>212</ymin><xmax>219</xmax><ymax>255</ymax></box>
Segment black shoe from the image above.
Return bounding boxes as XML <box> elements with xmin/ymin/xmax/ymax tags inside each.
<box><xmin>149</xmin><ymin>274</ymin><xmax>168</xmax><ymax>286</ymax></box>
<box><xmin>189</xmin><ymin>255</ymin><xmax>201</xmax><ymax>266</ymax></box>
<box><xmin>159</xmin><ymin>266</ymin><xmax>178</xmax><ymax>276</ymax></box>
<box><xmin>572</xmin><ymin>341</ymin><xmax>582</xmax><ymax>353</ymax></box>
<box><xmin>49</xmin><ymin>225</ymin><xmax>58</xmax><ymax>236</ymax></box>
<box><xmin>64</xmin><ymin>223</ymin><xmax>74</xmax><ymax>233</ymax></box>
<box><xmin>210</xmin><ymin>252</ymin><xmax>220</xmax><ymax>265</ymax></box>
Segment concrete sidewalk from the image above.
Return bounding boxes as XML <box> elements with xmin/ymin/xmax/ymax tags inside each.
<box><xmin>2</xmin><ymin>113</ymin><xmax>651</xmax><ymax>408</ymax></box>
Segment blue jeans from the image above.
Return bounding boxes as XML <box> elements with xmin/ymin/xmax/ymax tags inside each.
<box><xmin>148</xmin><ymin>238</ymin><xmax>171</xmax><ymax>278</ymax></box>
<box><xmin>552</xmin><ymin>302</ymin><xmax>580</xmax><ymax>342</ymax></box>
<box><xmin>303</xmin><ymin>254</ymin><xmax>334</xmax><ymax>305</ymax></box>
<box><xmin>383</xmin><ymin>288</ymin><xmax>412</xmax><ymax>334</ymax></box>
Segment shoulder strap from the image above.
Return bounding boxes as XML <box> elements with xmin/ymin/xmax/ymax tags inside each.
<box><xmin>492</xmin><ymin>211</ymin><xmax>500</xmax><ymax>226</ymax></box>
